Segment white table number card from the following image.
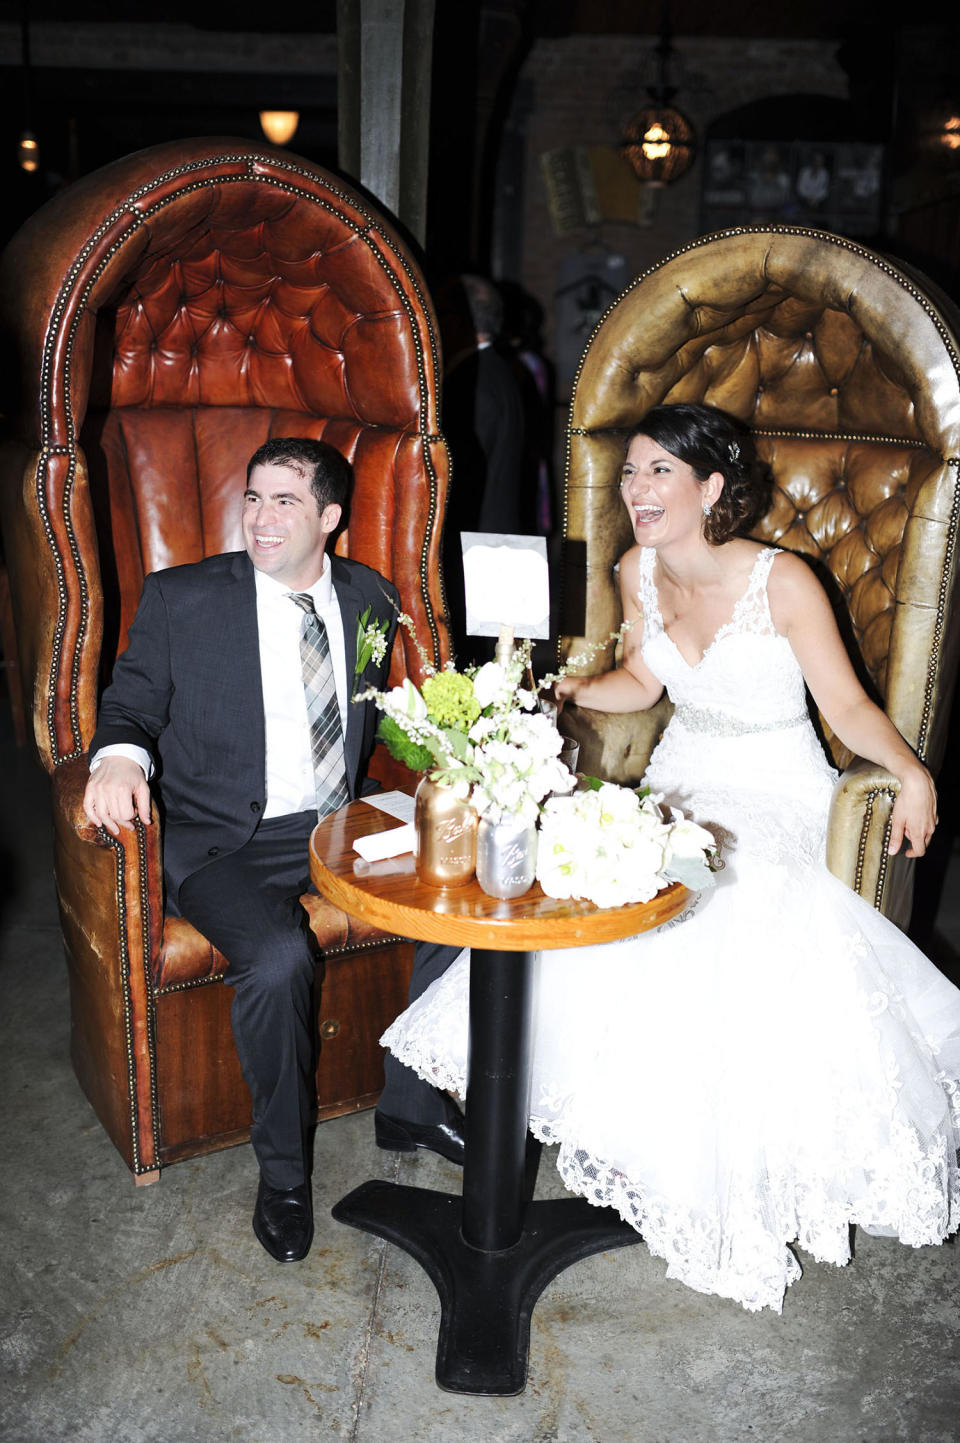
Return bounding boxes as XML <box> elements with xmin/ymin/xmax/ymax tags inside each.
<box><xmin>460</xmin><ymin>533</ymin><xmax>550</xmax><ymax>639</ymax></box>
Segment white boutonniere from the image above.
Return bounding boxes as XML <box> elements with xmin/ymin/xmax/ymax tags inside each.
<box><xmin>355</xmin><ymin>606</ymin><xmax>389</xmax><ymax>689</ymax></box>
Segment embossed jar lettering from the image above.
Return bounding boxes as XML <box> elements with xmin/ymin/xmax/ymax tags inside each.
<box><xmin>414</xmin><ymin>775</ymin><xmax>478</xmax><ymax>888</ymax></box>
<box><xmin>475</xmin><ymin>814</ymin><xmax>538</xmax><ymax>900</ymax></box>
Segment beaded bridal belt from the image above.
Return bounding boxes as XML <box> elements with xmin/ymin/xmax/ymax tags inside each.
<box><xmin>673</xmin><ymin>703</ymin><xmax>809</xmax><ymax>737</ymax></box>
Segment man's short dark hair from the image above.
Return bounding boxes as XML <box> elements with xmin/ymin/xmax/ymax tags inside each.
<box><xmin>246</xmin><ymin>437</ymin><xmax>352</xmax><ymax>515</ymax></box>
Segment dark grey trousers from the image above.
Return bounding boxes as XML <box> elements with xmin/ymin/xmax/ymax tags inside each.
<box><xmin>377</xmin><ymin>939</ymin><xmax>462</xmax><ymax>1124</ymax></box>
<box><xmin>175</xmin><ymin>811</ymin><xmax>461</xmax><ymax>1186</ymax></box>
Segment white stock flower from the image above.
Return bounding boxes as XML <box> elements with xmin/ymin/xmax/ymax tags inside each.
<box><xmin>594</xmin><ymin>782</ymin><xmax>642</xmax><ymax>826</ymax></box>
<box><xmin>513</xmin><ymin>710</ymin><xmax>563</xmax><ymax>757</ymax></box>
<box><xmin>384</xmin><ymin>677</ymin><xmax>428</xmax><ymax>721</ymax></box>
<box><xmin>472</xmin><ymin>661</ymin><xmax>509</xmax><ymax>708</ymax></box>
<box><xmin>664</xmin><ymin>813</ymin><xmax>716</xmax><ymax>861</ymax></box>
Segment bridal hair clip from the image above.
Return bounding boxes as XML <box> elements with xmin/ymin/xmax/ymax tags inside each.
<box><xmin>728</xmin><ymin>441</ymin><xmax>741</xmax><ymax>463</ymax></box>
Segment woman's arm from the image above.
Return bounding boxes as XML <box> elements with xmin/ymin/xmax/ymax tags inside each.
<box><xmin>555</xmin><ymin>548</ymin><xmax>665</xmax><ymax>714</ymax></box>
<box><xmin>768</xmin><ymin>551</ymin><xmax>938</xmax><ymax>857</ymax></box>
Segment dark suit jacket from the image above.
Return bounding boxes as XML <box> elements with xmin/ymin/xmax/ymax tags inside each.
<box><xmin>91</xmin><ymin>550</ymin><xmax>398</xmax><ymax>894</ymax></box>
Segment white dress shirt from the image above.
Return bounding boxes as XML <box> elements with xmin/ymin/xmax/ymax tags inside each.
<box><xmin>255</xmin><ymin>559</ymin><xmax>347</xmax><ymax>817</ymax></box>
<box><xmin>91</xmin><ymin>554</ymin><xmax>348</xmax><ymax>820</ymax></box>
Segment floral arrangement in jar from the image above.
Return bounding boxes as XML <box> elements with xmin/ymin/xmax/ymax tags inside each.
<box><xmin>358</xmin><ymin>616</ymin><xmax>717</xmax><ymax>904</ymax></box>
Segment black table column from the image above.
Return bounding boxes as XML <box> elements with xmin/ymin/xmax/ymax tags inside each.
<box><xmin>332</xmin><ymin>945</ymin><xmax>640</xmax><ymax>1394</ymax></box>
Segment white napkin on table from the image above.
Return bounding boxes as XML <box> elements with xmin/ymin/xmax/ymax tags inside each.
<box><xmin>352</xmin><ymin>823</ymin><xmax>416</xmax><ymax>862</ymax></box>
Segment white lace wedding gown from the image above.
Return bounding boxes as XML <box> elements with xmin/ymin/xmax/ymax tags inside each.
<box><xmin>382</xmin><ymin>547</ymin><xmax>960</xmax><ymax>1312</ymax></box>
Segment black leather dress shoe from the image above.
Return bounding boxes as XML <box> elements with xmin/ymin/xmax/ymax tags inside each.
<box><xmin>374</xmin><ymin>1107</ymin><xmax>466</xmax><ymax>1166</ymax></box>
<box><xmin>252</xmin><ymin>1178</ymin><xmax>314</xmax><ymax>1262</ymax></box>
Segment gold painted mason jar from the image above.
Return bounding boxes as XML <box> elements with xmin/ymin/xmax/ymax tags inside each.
<box><xmin>413</xmin><ymin>775</ymin><xmax>478</xmax><ymax>887</ymax></box>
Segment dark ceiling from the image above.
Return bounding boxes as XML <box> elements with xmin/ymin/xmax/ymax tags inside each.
<box><xmin>0</xmin><ymin>1</ymin><xmax>956</xmax><ymax>278</ymax></box>
<box><xmin>0</xmin><ymin>0</ymin><xmax>942</xmax><ymax>39</ymax></box>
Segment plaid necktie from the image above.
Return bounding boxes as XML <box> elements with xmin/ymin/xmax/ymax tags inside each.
<box><xmin>290</xmin><ymin>592</ymin><xmax>350</xmax><ymax>818</ymax></box>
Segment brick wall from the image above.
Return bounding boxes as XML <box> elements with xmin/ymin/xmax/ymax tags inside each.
<box><xmin>503</xmin><ymin>35</ymin><xmax>850</xmax><ymax>386</ymax></box>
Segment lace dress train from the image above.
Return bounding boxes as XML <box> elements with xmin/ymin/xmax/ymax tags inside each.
<box><xmin>382</xmin><ymin>548</ymin><xmax>960</xmax><ymax>1312</ymax></box>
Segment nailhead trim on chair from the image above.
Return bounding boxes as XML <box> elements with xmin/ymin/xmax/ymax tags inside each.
<box><xmin>570</xmin><ymin>425</ymin><xmax>936</xmax><ymax>451</ymax></box>
<box><xmin>98</xmin><ymin>822</ymin><xmax>161</xmax><ymax>1176</ymax></box>
<box><xmin>921</xmin><ymin>470</ymin><xmax>960</xmax><ymax>759</ymax></box>
<box><xmin>755</xmin><ymin>429</ymin><xmax>932</xmax><ymax>450</ymax></box>
<box><xmin>855</xmin><ymin>788</ymin><xmax>898</xmax><ymax>910</ymax></box>
<box><xmin>136</xmin><ymin>820</ymin><xmax>162</xmax><ymax>1170</ymax></box>
<box><xmin>152</xmin><ymin>931</ymin><xmax>410</xmax><ymax>998</ymax></box>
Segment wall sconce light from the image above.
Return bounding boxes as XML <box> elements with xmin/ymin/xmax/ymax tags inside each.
<box><xmin>620</xmin><ymin>3</ymin><xmax>696</xmax><ymax>187</ymax></box>
<box><xmin>259</xmin><ymin>111</ymin><xmax>299</xmax><ymax>147</ymax></box>
<box><xmin>18</xmin><ymin>7</ymin><xmax>38</xmax><ymax>174</ymax></box>
<box><xmin>940</xmin><ymin>116</ymin><xmax>960</xmax><ymax>151</ymax></box>
<box><xmin>18</xmin><ymin>129</ymin><xmax>38</xmax><ymax>171</ymax></box>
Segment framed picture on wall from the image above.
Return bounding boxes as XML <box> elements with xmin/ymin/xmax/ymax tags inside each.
<box><xmin>701</xmin><ymin>139</ymin><xmax>884</xmax><ymax>238</ymax></box>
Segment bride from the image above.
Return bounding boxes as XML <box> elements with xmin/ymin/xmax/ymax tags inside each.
<box><xmin>382</xmin><ymin>402</ymin><xmax>960</xmax><ymax>1313</ymax></box>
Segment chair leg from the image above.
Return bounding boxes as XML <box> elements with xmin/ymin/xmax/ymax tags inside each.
<box><xmin>133</xmin><ymin>1169</ymin><xmax>161</xmax><ymax>1187</ymax></box>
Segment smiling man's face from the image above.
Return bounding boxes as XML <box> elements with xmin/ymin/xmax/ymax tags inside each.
<box><xmin>241</xmin><ymin>462</ymin><xmax>341</xmax><ymax>591</ymax></box>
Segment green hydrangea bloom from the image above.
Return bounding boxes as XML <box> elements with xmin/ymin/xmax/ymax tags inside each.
<box><xmin>422</xmin><ymin>671</ymin><xmax>481</xmax><ymax>731</ymax></box>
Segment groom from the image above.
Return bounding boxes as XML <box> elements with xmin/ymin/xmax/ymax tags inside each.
<box><xmin>83</xmin><ymin>436</ymin><xmax>463</xmax><ymax>1263</ymax></box>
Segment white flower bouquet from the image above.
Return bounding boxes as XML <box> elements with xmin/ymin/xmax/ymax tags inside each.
<box><xmin>359</xmin><ymin>628</ymin><xmax>576</xmax><ymax>823</ymax></box>
<box><xmin>536</xmin><ymin>781</ymin><xmax>718</xmax><ymax>909</ymax></box>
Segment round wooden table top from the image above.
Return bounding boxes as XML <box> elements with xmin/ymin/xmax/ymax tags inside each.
<box><xmin>309</xmin><ymin>798</ymin><xmax>690</xmax><ymax>951</ymax></box>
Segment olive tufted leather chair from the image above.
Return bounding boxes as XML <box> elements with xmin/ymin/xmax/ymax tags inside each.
<box><xmin>0</xmin><ymin>139</ymin><xmax>451</xmax><ymax>1182</ymax></box>
<box><xmin>559</xmin><ymin>226</ymin><xmax>960</xmax><ymax>929</ymax></box>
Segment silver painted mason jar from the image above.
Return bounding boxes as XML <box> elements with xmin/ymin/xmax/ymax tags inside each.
<box><xmin>475</xmin><ymin>813</ymin><xmax>538</xmax><ymax>900</ymax></box>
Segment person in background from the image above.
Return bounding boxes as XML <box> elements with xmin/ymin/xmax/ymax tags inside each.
<box><xmin>439</xmin><ymin>272</ymin><xmax>527</xmax><ymax>663</ymax></box>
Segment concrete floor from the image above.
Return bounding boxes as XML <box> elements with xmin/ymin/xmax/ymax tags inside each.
<box><xmin>1</xmin><ymin>705</ymin><xmax>959</xmax><ymax>1443</ymax></box>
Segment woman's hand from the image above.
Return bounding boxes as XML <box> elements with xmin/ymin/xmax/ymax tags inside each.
<box><xmin>552</xmin><ymin>675</ymin><xmax>581</xmax><ymax>712</ymax></box>
<box><xmin>889</xmin><ymin>762</ymin><xmax>938</xmax><ymax>858</ymax></box>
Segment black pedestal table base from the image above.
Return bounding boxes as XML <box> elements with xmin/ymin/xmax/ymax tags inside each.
<box><xmin>333</xmin><ymin>945</ymin><xmax>640</xmax><ymax>1394</ymax></box>
<box><xmin>332</xmin><ymin>1182</ymin><xmax>640</xmax><ymax>1394</ymax></box>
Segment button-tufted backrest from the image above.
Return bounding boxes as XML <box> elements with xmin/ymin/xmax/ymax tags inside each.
<box><xmin>0</xmin><ymin>140</ymin><xmax>450</xmax><ymax>771</ymax></box>
<box><xmin>564</xmin><ymin>227</ymin><xmax>960</xmax><ymax>776</ymax></box>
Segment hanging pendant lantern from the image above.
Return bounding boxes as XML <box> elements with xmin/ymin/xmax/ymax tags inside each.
<box><xmin>620</xmin><ymin>3</ymin><xmax>697</xmax><ymax>187</ymax></box>
<box><xmin>621</xmin><ymin>105</ymin><xmax>696</xmax><ymax>186</ymax></box>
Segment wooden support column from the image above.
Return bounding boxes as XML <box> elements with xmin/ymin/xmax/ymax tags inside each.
<box><xmin>337</xmin><ymin>0</ymin><xmax>435</xmax><ymax>247</ymax></box>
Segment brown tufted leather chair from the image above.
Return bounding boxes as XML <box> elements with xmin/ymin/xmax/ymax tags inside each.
<box><xmin>0</xmin><ymin>139</ymin><xmax>451</xmax><ymax>1183</ymax></box>
<box><xmin>560</xmin><ymin>226</ymin><xmax>960</xmax><ymax>929</ymax></box>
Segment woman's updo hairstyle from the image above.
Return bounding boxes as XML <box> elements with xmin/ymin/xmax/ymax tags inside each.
<box><xmin>628</xmin><ymin>402</ymin><xmax>767</xmax><ymax>545</ymax></box>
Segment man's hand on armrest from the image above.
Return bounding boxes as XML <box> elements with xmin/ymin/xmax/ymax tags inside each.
<box><xmin>83</xmin><ymin>755</ymin><xmax>152</xmax><ymax>836</ymax></box>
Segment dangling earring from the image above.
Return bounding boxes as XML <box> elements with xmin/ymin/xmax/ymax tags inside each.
<box><xmin>702</xmin><ymin>502</ymin><xmax>712</xmax><ymax>518</ymax></box>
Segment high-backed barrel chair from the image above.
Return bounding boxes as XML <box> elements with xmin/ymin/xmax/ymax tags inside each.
<box><xmin>0</xmin><ymin>139</ymin><xmax>452</xmax><ymax>1183</ymax></box>
<box><xmin>560</xmin><ymin>226</ymin><xmax>960</xmax><ymax>929</ymax></box>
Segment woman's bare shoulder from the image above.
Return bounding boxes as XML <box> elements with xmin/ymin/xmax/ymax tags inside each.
<box><xmin>767</xmin><ymin>546</ymin><xmax>822</xmax><ymax>593</ymax></box>
<box><xmin>619</xmin><ymin>543</ymin><xmax>644</xmax><ymax>576</ymax></box>
<box><xmin>767</xmin><ymin>547</ymin><xmax>829</xmax><ymax>630</ymax></box>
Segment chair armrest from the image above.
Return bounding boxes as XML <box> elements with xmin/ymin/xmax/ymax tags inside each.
<box><xmin>558</xmin><ymin>697</ymin><xmax>673</xmax><ymax>787</ymax></box>
<box><xmin>50</xmin><ymin>753</ymin><xmax>165</xmax><ymax>972</ymax></box>
<box><xmin>825</xmin><ymin>757</ymin><xmax>912</xmax><ymax>926</ymax></box>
